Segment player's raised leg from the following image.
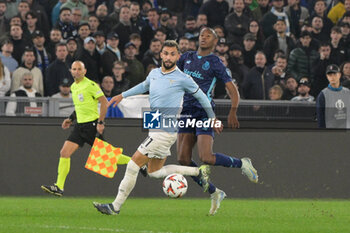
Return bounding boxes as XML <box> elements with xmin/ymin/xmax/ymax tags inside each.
<box><xmin>197</xmin><ymin>135</ymin><xmax>258</xmax><ymax>183</ymax></box>
<box><xmin>41</xmin><ymin>140</ymin><xmax>79</xmax><ymax>196</ymax></box>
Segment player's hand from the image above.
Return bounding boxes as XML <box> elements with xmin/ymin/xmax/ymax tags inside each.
<box><xmin>108</xmin><ymin>94</ymin><xmax>123</xmax><ymax>108</ymax></box>
<box><xmin>213</xmin><ymin>118</ymin><xmax>224</xmax><ymax>134</ymax></box>
<box><xmin>228</xmin><ymin>109</ymin><xmax>240</xmax><ymax>129</ymax></box>
<box><xmin>62</xmin><ymin>118</ymin><xmax>72</xmax><ymax>129</ymax></box>
<box><xmin>96</xmin><ymin>123</ymin><xmax>104</xmax><ymax>135</ymax></box>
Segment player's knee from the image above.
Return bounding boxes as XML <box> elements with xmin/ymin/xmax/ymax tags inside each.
<box><xmin>60</xmin><ymin>148</ymin><xmax>71</xmax><ymax>158</ymax></box>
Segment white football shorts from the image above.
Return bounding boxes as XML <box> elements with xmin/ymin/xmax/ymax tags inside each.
<box><xmin>137</xmin><ymin>132</ymin><xmax>177</xmax><ymax>159</ymax></box>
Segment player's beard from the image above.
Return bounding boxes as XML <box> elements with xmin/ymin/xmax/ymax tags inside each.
<box><xmin>162</xmin><ymin>61</ymin><xmax>176</xmax><ymax>70</ymax></box>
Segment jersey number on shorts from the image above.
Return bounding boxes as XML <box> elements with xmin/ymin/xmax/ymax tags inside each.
<box><xmin>142</xmin><ymin>136</ymin><xmax>153</xmax><ymax>147</ymax></box>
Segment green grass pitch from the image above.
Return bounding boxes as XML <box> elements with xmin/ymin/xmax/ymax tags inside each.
<box><xmin>0</xmin><ymin>197</ymin><xmax>349</xmax><ymax>233</ymax></box>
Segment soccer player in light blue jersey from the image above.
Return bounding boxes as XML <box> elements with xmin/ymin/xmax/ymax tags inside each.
<box><xmin>93</xmin><ymin>40</ymin><xmax>222</xmax><ymax>215</ymax></box>
<box><xmin>177</xmin><ymin>27</ymin><xmax>259</xmax><ymax>215</ymax></box>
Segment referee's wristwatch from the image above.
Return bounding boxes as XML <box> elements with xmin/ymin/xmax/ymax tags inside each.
<box><xmin>97</xmin><ymin>120</ymin><xmax>105</xmax><ymax>125</ymax></box>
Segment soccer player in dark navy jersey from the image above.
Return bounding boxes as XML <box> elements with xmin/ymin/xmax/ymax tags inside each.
<box><xmin>177</xmin><ymin>27</ymin><xmax>259</xmax><ymax>215</ymax></box>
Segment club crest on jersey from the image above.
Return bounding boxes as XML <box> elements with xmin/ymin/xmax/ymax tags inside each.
<box><xmin>78</xmin><ymin>93</ymin><xmax>84</xmax><ymax>102</ymax></box>
<box><xmin>202</xmin><ymin>61</ymin><xmax>210</xmax><ymax>70</ymax></box>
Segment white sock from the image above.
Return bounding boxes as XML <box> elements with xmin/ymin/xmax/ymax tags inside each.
<box><xmin>148</xmin><ymin>165</ymin><xmax>199</xmax><ymax>178</ymax></box>
<box><xmin>112</xmin><ymin>160</ymin><xmax>140</xmax><ymax>211</ymax></box>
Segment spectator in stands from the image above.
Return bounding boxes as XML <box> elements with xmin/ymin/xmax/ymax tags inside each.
<box><xmin>182</xmin><ymin>16</ymin><xmax>199</xmax><ymax>40</ymax></box>
<box><xmin>17</xmin><ymin>0</ymin><xmax>30</xmax><ymax>23</ymax></box>
<box><xmin>0</xmin><ymin>0</ymin><xmax>9</xmax><ymax>35</ymax></box>
<box><xmin>282</xmin><ymin>75</ymin><xmax>298</xmax><ymax>99</ymax></box>
<box><xmin>130</xmin><ymin>33</ymin><xmax>143</xmax><ymax>61</ymax></box>
<box><xmin>101</xmin><ymin>75</ymin><xmax>115</xmax><ymax>97</ymax></box>
<box><xmin>66</xmin><ymin>37</ymin><xmax>78</xmax><ymax>65</ymax></box>
<box><xmin>196</xmin><ymin>13</ymin><xmax>208</xmax><ymax>29</ymax></box>
<box><xmin>4</xmin><ymin>0</ymin><xmax>17</xmax><ymax>20</ymax></box>
<box><xmin>310</xmin><ymin>0</ymin><xmax>334</xmax><ymax>36</ymax></box>
<box><xmin>284</xmin><ymin>0</ymin><xmax>309</xmax><ymax>38</ymax></box>
<box><xmin>51</xmin><ymin>78</ymin><xmax>74</xmax><ymax>117</ymax></box>
<box><xmin>310</xmin><ymin>16</ymin><xmax>329</xmax><ymax>42</ymax></box>
<box><xmin>93</xmin><ymin>31</ymin><xmax>106</xmax><ymax>55</ymax></box>
<box><xmin>61</xmin><ymin>0</ymin><xmax>89</xmax><ymax>21</ymax></box>
<box><xmin>23</xmin><ymin>11</ymin><xmax>40</xmax><ymax>40</ymax></box>
<box><xmin>123</xmin><ymin>42</ymin><xmax>144</xmax><ymax>87</ymax></box>
<box><xmin>213</xmin><ymin>25</ymin><xmax>225</xmax><ymax>38</ymax></box>
<box><xmin>9</xmin><ymin>15</ymin><xmax>22</xmax><ymax>28</ymax></box>
<box><xmin>312</xmin><ymin>42</ymin><xmax>333</xmax><ymax>97</ymax></box>
<box><xmin>327</xmin><ymin>0</ymin><xmax>347</xmax><ymax>24</ymax></box>
<box><xmin>47</xmin><ymin>28</ymin><xmax>62</xmax><ymax>60</ymax></box>
<box><xmin>142</xmin><ymin>38</ymin><xmax>162</xmax><ymax>70</ymax></box>
<box><xmin>55</xmin><ymin>7</ymin><xmax>76</xmax><ymax>40</ymax></box>
<box><xmin>188</xmin><ymin>38</ymin><xmax>197</xmax><ymax>51</ymax></box>
<box><xmin>77</xmin><ymin>36</ymin><xmax>101</xmax><ymax>83</ymax></box>
<box><xmin>101</xmin><ymin>75</ymin><xmax>124</xmax><ymax>118</ymax></box>
<box><xmin>264</xmin><ymin>18</ymin><xmax>295</xmax><ymax>65</ymax></box>
<box><xmin>287</xmin><ymin>31</ymin><xmax>319</xmax><ymax>80</ymax></box>
<box><xmin>111</xmin><ymin>60</ymin><xmax>130</xmax><ymax>95</ymax></box>
<box><xmin>215</xmin><ymin>37</ymin><xmax>229</xmax><ymax>56</ymax></box>
<box><xmin>248</xmin><ymin>20</ymin><xmax>265</xmax><ymax>50</ymax></box>
<box><xmin>140</xmin><ymin>8</ymin><xmax>160</xmax><ymax>54</ymax></box>
<box><xmin>71</xmin><ymin>8</ymin><xmax>83</xmax><ymax>29</ymax></box>
<box><xmin>228</xmin><ymin>44</ymin><xmax>249</xmax><ymax>94</ymax></box>
<box><xmin>271</xmin><ymin>54</ymin><xmax>288</xmax><ymax>87</ymax></box>
<box><xmin>76</xmin><ymin>23</ymin><xmax>91</xmax><ymax>50</ymax></box>
<box><xmin>84</xmin><ymin>0</ymin><xmax>97</xmax><ymax>14</ymax></box>
<box><xmin>12</xmin><ymin>48</ymin><xmax>43</xmax><ymax>96</ymax></box>
<box><xmin>108</xmin><ymin>0</ymin><xmax>123</xmax><ymax>25</ymax></box>
<box><xmin>198</xmin><ymin>0</ymin><xmax>229</xmax><ymax>27</ymax></box>
<box><xmin>261</xmin><ymin>0</ymin><xmax>290</xmax><ymax>38</ymax></box>
<box><xmin>6</xmin><ymin>72</ymin><xmax>41</xmax><ymax>116</ymax></box>
<box><xmin>252</xmin><ymin>0</ymin><xmax>270</xmax><ymax>21</ymax></box>
<box><xmin>45</xmin><ymin>43</ymin><xmax>73</xmax><ymax>97</ymax></box>
<box><xmin>268</xmin><ymin>84</ymin><xmax>283</xmax><ymax>100</ymax></box>
<box><xmin>96</xmin><ymin>3</ymin><xmax>112</xmax><ymax>35</ymax></box>
<box><xmin>130</xmin><ymin>2</ymin><xmax>145</xmax><ymax>34</ymax></box>
<box><xmin>339</xmin><ymin>22</ymin><xmax>350</xmax><ymax>46</ymax></box>
<box><xmin>113</xmin><ymin>5</ymin><xmax>136</xmax><ymax>50</ymax></box>
<box><xmin>158</xmin><ymin>9</ymin><xmax>178</xmax><ymax>40</ymax></box>
<box><xmin>9</xmin><ymin>24</ymin><xmax>32</xmax><ymax>64</ymax></box>
<box><xmin>101</xmin><ymin>32</ymin><xmax>121</xmax><ymax>76</ymax></box>
<box><xmin>329</xmin><ymin>26</ymin><xmax>348</xmax><ymax>66</ymax></box>
<box><xmin>242</xmin><ymin>33</ymin><xmax>258</xmax><ymax>69</ymax></box>
<box><xmin>291</xmin><ymin>78</ymin><xmax>314</xmax><ymax>101</ymax></box>
<box><xmin>0</xmin><ymin>40</ymin><xmax>18</xmax><ymax>74</ymax></box>
<box><xmin>242</xmin><ymin>51</ymin><xmax>275</xmax><ymax>99</ymax></box>
<box><xmin>224</xmin><ymin>0</ymin><xmax>250</xmax><ymax>45</ymax></box>
<box><xmin>32</xmin><ymin>30</ymin><xmax>51</xmax><ymax>76</ymax></box>
<box><xmin>0</xmin><ymin>58</ymin><xmax>11</xmax><ymax>97</ymax></box>
<box><xmin>27</xmin><ymin>0</ymin><xmax>50</xmax><ymax>37</ymax></box>
<box><xmin>341</xmin><ymin>61</ymin><xmax>350</xmax><ymax>85</ymax></box>
<box><xmin>154</xmin><ymin>28</ymin><xmax>167</xmax><ymax>44</ymax></box>
<box><xmin>178</xmin><ymin>37</ymin><xmax>190</xmax><ymax>54</ymax></box>
<box><xmin>51</xmin><ymin>0</ymin><xmax>67</xmax><ymax>26</ymax></box>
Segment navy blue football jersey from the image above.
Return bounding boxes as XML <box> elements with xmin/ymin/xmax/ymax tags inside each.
<box><xmin>177</xmin><ymin>51</ymin><xmax>232</xmax><ymax>109</ymax></box>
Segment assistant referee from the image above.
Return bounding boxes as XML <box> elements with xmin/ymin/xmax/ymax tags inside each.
<box><xmin>41</xmin><ymin>61</ymin><xmax>118</xmax><ymax>196</ymax></box>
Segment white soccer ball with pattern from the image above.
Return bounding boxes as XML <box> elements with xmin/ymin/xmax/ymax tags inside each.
<box><xmin>162</xmin><ymin>173</ymin><xmax>188</xmax><ymax>198</ymax></box>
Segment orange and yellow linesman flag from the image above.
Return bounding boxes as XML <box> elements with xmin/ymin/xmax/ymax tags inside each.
<box><xmin>85</xmin><ymin>137</ymin><xmax>123</xmax><ymax>178</ymax></box>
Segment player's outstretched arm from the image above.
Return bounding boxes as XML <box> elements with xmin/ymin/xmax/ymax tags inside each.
<box><xmin>225</xmin><ymin>81</ymin><xmax>240</xmax><ymax>129</ymax></box>
<box><xmin>109</xmin><ymin>80</ymin><xmax>150</xmax><ymax>107</ymax></box>
<box><xmin>109</xmin><ymin>94</ymin><xmax>123</xmax><ymax>108</ymax></box>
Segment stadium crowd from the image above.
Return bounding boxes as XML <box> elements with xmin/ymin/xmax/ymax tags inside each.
<box><xmin>0</xmin><ymin>0</ymin><xmax>349</xmax><ymax>107</ymax></box>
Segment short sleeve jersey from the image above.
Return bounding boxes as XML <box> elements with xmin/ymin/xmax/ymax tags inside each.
<box><xmin>177</xmin><ymin>51</ymin><xmax>232</xmax><ymax>109</ymax></box>
<box><xmin>71</xmin><ymin>77</ymin><xmax>104</xmax><ymax>123</ymax></box>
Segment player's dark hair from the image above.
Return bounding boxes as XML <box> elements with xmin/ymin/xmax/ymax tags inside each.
<box><xmin>161</xmin><ymin>40</ymin><xmax>180</xmax><ymax>52</ymax></box>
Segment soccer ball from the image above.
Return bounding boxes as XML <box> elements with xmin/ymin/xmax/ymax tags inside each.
<box><xmin>162</xmin><ymin>173</ymin><xmax>188</xmax><ymax>198</ymax></box>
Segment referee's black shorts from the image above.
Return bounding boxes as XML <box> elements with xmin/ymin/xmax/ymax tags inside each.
<box><xmin>67</xmin><ymin>120</ymin><xmax>104</xmax><ymax>147</ymax></box>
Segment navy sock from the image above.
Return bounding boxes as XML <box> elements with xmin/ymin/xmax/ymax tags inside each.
<box><xmin>214</xmin><ymin>153</ymin><xmax>242</xmax><ymax>168</ymax></box>
<box><xmin>189</xmin><ymin>160</ymin><xmax>216</xmax><ymax>194</ymax></box>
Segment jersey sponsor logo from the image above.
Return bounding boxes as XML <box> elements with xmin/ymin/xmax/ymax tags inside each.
<box><xmin>78</xmin><ymin>93</ymin><xmax>84</xmax><ymax>102</ymax></box>
<box><xmin>202</xmin><ymin>61</ymin><xmax>210</xmax><ymax>71</ymax></box>
<box><xmin>183</xmin><ymin>68</ymin><xmax>203</xmax><ymax>79</ymax></box>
